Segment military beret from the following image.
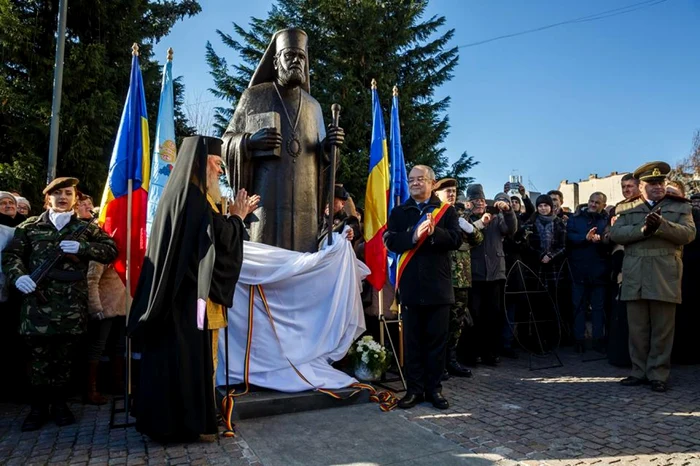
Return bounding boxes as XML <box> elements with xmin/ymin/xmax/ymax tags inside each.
<box><xmin>334</xmin><ymin>184</ymin><xmax>349</xmax><ymax>200</ymax></box>
<box><xmin>434</xmin><ymin>178</ymin><xmax>457</xmax><ymax>191</ymax></box>
<box><xmin>43</xmin><ymin>177</ymin><xmax>79</xmax><ymax>195</ymax></box>
<box><xmin>633</xmin><ymin>161</ymin><xmax>670</xmax><ymax>182</ymax></box>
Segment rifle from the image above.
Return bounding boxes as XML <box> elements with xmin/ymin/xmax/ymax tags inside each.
<box><xmin>30</xmin><ymin>215</ymin><xmax>98</xmax><ymax>303</ymax></box>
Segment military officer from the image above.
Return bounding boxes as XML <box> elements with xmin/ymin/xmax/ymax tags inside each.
<box><xmin>2</xmin><ymin>177</ymin><xmax>118</xmax><ymax>430</ymax></box>
<box><xmin>610</xmin><ymin>162</ymin><xmax>696</xmax><ymax>392</ymax></box>
<box><xmin>434</xmin><ymin>178</ymin><xmax>483</xmax><ymax>378</ymax></box>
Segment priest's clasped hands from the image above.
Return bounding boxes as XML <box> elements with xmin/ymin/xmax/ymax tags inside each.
<box><xmin>228</xmin><ymin>189</ymin><xmax>260</xmax><ymax>220</ymax></box>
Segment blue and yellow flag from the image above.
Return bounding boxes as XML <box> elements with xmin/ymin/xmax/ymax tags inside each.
<box><xmin>99</xmin><ymin>46</ymin><xmax>150</xmax><ymax>296</ymax></box>
<box><xmin>146</xmin><ymin>49</ymin><xmax>176</xmax><ymax>239</ymax></box>
<box><xmin>388</xmin><ymin>87</ymin><xmax>410</xmax><ymax>286</ymax></box>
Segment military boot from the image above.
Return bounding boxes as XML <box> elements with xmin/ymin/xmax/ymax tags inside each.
<box><xmin>446</xmin><ymin>348</ymin><xmax>472</xmax><ymax>377</ymax></box>
<box><xmin>21</xmin><ymin>402</ymin><xmax>50</xmax><ymax>432</ymax></box>
<box><xmin>85</xmin><ymin>360</ymin><xmax>107</xmax><ymax>405</ymax></box>
<box><xmin>51</xmin><ymin>389</ymin><xmax>76</xmax><ymax>427</ymax></box>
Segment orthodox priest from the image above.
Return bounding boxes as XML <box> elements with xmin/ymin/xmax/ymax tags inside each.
<box><xmin>127</xmin><ymin>135</ymin><xmax>256</xmax><ymax>442</ymax></box>
<box><xmin>222</xmin><ymin>28</ymin><xmax>345</xmax><ymax>252</ymax></box>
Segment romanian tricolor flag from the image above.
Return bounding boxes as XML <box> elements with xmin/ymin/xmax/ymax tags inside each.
<box><xmin>99</xmin><ymin>46</ymin><xmax>150</xmax><ymax>296</ymax></box>
<box><xmin>363</xmin><ymin>81</ymin><xmax>390</xmax><ymax>291</ymax></box>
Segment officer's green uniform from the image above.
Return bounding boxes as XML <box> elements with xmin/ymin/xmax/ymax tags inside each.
<box><xmin>610</xmin><ymin>162</ymin><xmax>696</xmax><ymax>391</ymax></box>
<box><xmin>2</xmin><ymin>177</ymin><xmax>117</xmax><ymax>429</ymax></box>
<box><xmin>434</xmin><ymin>178</ymin><xmax>484</xmax><ymax>377</ymax></box>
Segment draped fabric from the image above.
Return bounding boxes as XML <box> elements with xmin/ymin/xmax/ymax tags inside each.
<box><xmin>217</xmin><ymin>228</ymin><xmax>368</xmax><ymax>392</ymax></box>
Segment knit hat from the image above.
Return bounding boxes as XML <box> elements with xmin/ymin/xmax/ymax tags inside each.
<box><xmin>494</xmin><ymin>192</ymin><xmax>510</xmax><ymax>203</ymax></box>
<box><xmin>535</xmin><ymin>194</ymin><xmax>554</xmax><ymax>210</ymax></box>
<box><xmin>466</xmin><ymin>184</ymin><xmax>485</xmax><ymax>201</ymax></box>
<box><xmin>15</xmin><ymin>196</ymin><xmax>30</xmax><ymax>209</ymax></box>
<box><xmin>0</xmin><ymin>191</ymin><xmax>17</xmax><ymax>204</ymax></box>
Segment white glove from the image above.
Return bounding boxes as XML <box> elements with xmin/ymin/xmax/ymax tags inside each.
<box><xmin>458</xmin><ymin>217</ymin><xmax>474</xmax><ymax>234</ymax></box>
<box><xmin>15</xmin><ymin>275</ymin><xmax>37</xmax><ymax>294</ymax></box>
<box><xmin>60</xmin><ymin>240</ymin><xmax>80</xmax><ymax>254</ymax></box>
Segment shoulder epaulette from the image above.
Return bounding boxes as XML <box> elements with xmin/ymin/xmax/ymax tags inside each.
<box><xmin>618</xmin><ymin>194</ymin><xmax>642</xmax><ymax>205</ymax></box>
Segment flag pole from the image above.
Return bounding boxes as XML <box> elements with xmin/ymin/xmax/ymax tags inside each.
<box><xmin>47</xmin><ymin>0</ymin><xmax>68</xmax><ymax>183</ymax></box>
<box><xmin>123</xmin><ymin>43</ymin><xmax>138</xmax><ymax>426</ymax></box>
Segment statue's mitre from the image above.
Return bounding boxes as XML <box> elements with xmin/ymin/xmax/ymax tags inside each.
<box><xmin>248</xmin><ymin>27</ymin><xmax>311</xmax><ymax>93</ymax></box>
<box><xmin>276</xmin><ymin>28</ymin><xmax>308</xmax><ymax>52</ymax></box>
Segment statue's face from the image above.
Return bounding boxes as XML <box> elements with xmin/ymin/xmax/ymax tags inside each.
<box><xmin>275</xmin><ymin>47</ymin><xmax>307</xmax><ymax>88</ymax></box>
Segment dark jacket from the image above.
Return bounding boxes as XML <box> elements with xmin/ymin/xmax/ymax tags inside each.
<box><xmin>384</xmin><ymin>195</ymin><xmax>462</xmax><ymax>306</ymax></box>
<box><xmin>469</xmin><ymin>208</ymin><xmax>518</xmax><ymax>282</ymax></box>
<box><xmin>567</xmin><ymin>207</ymin><xmax>611</xmax><ymax>284</ymax></box>
<box><xmin>519</xmin><ymin>213</ymin><xmax>567</xmax><ymax>266</ymax></box>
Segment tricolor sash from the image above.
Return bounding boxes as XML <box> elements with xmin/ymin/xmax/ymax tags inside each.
<box><xmin>396</xmin><ymin>202</ymin><xmax>450</xmax><ymax>288</ymax></box>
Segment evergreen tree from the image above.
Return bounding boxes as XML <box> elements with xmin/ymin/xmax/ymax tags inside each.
<box><xmin>206</xmin><ymin>0</ymin><xmax>462</xmax><ymax>203</ymax></box>
<box><xmin>0</xmin><ymin>0</ymin><xmax>200</xmax><ymax>207</ymax></box>
<box><xmin>446</xmin><ymin>151</ymin><xmax>479</xmax><ymax>196</ymax></box>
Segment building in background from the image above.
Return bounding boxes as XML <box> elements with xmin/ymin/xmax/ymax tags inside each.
<box><xmin>558</xmin><ymin>171</ymin><xmax>629</xmax><ymax>210</ymax></box>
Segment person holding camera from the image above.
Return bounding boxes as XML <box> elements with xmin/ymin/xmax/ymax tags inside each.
<box><xmin>459</xmin><ymin>185</ymin><xmax>517</xmax><ymax>366</ymax></box>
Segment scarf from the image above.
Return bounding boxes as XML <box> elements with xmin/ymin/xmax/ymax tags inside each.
<box><xmin>535</xmin><ymin>214</ymin><xmax>555</xmax><ymax>254</ymax></box>
<box><xmin>49</xmin><ymin>209</ymin><xmax>73</xmax><ymax>231</ymax></box>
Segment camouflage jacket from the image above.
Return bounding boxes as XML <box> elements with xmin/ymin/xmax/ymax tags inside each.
<box><xmin>452</xmin><ymin>226</ymin><xmax>484</xmax><ymax>289</ymax></box>
<box><xmin>2</xmin><ymin>212</ymin><xmax>118</xmax><ymax>336</ymax></box>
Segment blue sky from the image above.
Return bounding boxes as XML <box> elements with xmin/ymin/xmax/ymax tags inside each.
<box><xmin>154</xmin><ymin>0</ymin><xmax>700</xmax><ymax>198</ymax></box>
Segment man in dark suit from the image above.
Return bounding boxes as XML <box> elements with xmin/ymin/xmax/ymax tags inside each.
<box><xmin>384</xmin><ymin>165</ymin><xmax>462</xmax><ymax>410</ymax></box>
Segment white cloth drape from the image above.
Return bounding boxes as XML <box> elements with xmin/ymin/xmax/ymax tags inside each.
<box><xmin>216</xmin><ymin>228</ymin><xmax>368</xmax><ymax>392</ymax></box>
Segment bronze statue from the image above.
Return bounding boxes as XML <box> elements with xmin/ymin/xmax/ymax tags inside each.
<box><xmin>222</xmin><ymin>28</ymin><xmax>345</xmax><ymax>252</ymax></box>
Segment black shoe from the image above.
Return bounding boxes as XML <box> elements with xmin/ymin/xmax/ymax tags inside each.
<box><xmin>501</xmin><ymin>348</ymin><xmax>519</xmax><ymax>359</ymax></box>
<box><xmin>592</xmin><ymin>339</ymin><xmax>606</xmax><ymax>354</ymax></box>
<box><xmin>442</xmin><ymin>369</ymin><xmax>451</xmax><ymax>381</ymax></box>
<box><xmin>426</xmin><ymin>392</ymin><xmax>449</xmax><ymax>410</ymax></box>
<box><xmin>619</xmin><ymin>376</ymin><xmax>647</xmax><ymax>387</ymax></box>
<box><xmin>398</xmin><ymin>393</ymin><xmax>424</xmax><ymax>409</ymax></box>
<box><xmin>51</xmin><ymin>402</ymin><xmax>76</xmax><ymax>427</ymax></box>
<box><xmin>447</xmin><ymin>361</ymin><xmax>473</xmax><ymax>378</ymax></box>
<box><xmin>650</xmin><ymin>380</ymin><xmax>668</xmax><ymax>393</ymax></box>
<box><xmin>21</xmin><ymin>405</ymin><xmax>50</xmax><ymax>432</ymax></box>
<box><xmin>482</xmin><ymin>356</ymin><xmax>500</xmax><ymax>366</ymax></box>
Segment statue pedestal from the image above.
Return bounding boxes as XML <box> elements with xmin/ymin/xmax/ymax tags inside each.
<box><xmin>216</xmin><ymin>384</ymin><xmax>370</xmax><ymax>420</ymax></box>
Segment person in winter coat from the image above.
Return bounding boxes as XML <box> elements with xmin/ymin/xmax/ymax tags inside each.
<box><xmin>459</xmin><ymin>186</ymin><xmax>517</xmax><ymax>366</ymax></box>
<box><xmin>515</xmin><ymin>194</ymin><xmax>567</xmax><ymax>352</ymax></box>
<box><xmin>566</xmin><ymin>192</ymin><xmax>611</xmax><ymax>354</ymax></box>
<box><xmin>610</xmin><ymin>161</ymin><xmax>696</xmax><ymax>393</ymax></box>
<box><xmin>384</xmin><ymin>165</ymin><xmax>462</xmax><ymax>410</ymax></box>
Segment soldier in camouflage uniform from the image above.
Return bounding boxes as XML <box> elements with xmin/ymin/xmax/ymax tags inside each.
<box><xmin>434</xmin><ymin>179</ymin><xmax>483</xmax><ymax>378</ymax></box>
<box><xmin>2</xmin><ymin>177</ymin><xmax>118</xmax><ymax>431</ymax></box>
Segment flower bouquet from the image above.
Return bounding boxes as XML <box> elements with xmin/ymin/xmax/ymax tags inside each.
<box><xmin>348</xmin><ymin>335</ymin><xmax>390</xmax><ymax>381</ymax></box>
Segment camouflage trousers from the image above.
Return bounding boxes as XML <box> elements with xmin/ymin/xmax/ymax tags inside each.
<box><xmin>24</xmin><ymin>335</ymin><xmax>78</xmax><ymax>388</ymax></box>
<box><xmin>448</xmin><ymin>288</ymin><xmax>470</xmax><ymax>351</ymax></box>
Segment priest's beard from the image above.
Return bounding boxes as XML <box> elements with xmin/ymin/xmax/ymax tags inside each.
<box><xmin>207</xmin><ymin>172</ymin><xmax>222</xmax><ymax>204</ymax></box>
<box><xmin>277</xmin><ymin>66</ymin><xmax>306</xmax><ymax>88</ymax></box>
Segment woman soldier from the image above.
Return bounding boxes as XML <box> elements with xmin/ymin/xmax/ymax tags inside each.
<box><xmin>2</xmin><ymin>177</ymin><xmax>118</xmax><ymax>431</ymax></box>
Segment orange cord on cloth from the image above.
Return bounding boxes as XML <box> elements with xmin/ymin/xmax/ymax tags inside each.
<box><xmin>220</xmin><ymin>284</ymin><xmax>398</xmax><ymax>436</ymax></box>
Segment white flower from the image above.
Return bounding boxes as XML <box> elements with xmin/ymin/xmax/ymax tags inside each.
<box><xmin>361</xmin><ymin>353</ymin><xmax>369</xmax><ymax>364</ymax></box>
<box><xmin>374</xmin><ymin>354</ymin><xmax>378</xmax><ymax>358</ymax></box>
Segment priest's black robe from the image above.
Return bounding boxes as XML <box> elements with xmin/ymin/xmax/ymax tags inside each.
<box><xmin>131</xmin><ymin>186</ymin><xmax>244</xmax><ymax>442</ymax></box>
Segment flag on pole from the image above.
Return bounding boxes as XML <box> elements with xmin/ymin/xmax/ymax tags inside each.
<box><xmin>388</xmin><ymin>86</ymin><xmax>410</xmax><ymax>286</ymax></box>
<box><xmin>99</xmin><ymin>44</ymin><xmax>150</xmax><ymax>296</ymax></box>
<box><xmin>146</xmin><ymin>48</ymin><xmax>176</xmax><ymax>240</ymax></box>
<box><xmin>363</xmin><ymin>80</ymin><xmax>390</xmax><ymax>291</ymax></box>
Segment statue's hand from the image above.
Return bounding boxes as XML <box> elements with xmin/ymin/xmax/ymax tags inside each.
<box><xmin>324</xmin><ymin>125</ymin><xmax>345</xmax><ymax>151</ymax></box>
<box><xmin>248</xmin><ymin>127</ymin><xmax>282</xmax><ymax>151</ymax></box>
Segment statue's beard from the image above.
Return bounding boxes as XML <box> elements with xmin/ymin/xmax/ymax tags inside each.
<box><xmin>278</xmin><ymin>66</ymin><xmax>305</xmax><ymax>88</ymax></box>
<box><xmin>207</xmin><ymin>172</ymin><xmax>222</xmax><ymax>203</ymax></box>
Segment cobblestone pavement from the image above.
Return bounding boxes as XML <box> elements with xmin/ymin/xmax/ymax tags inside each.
<box><xmin>1</xmin><ymin>348</ymin><xmax>698</xmax><ymax>465</ymax></box>
<box><xmin>403</xmin><ymin>348</ymin><xmax>700</xmax><ymax>465</ymax></box>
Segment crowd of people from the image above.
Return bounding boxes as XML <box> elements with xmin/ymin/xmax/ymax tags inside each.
<box><xmin>1</xmin><ymin>156</ymin><xmax>698</xmax><ymax>436</ymax></box>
